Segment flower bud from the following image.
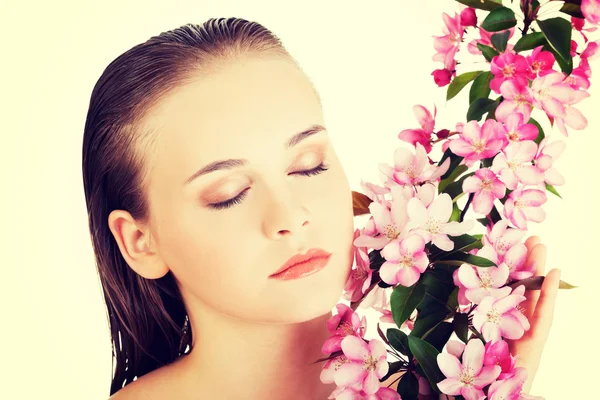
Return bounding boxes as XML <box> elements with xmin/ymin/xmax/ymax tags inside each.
<box><xmin>431</xmin><ymin>69</ymin><xmax>453</xmax><ymax>87</ymax></box>
<box><xmin>460</xmin><ymin>7</ymin><xmax>477</xmax><ymax>27</ymax></box>
<box><xmin>436</xmin><ymin>129</ymin><xmax>450</xmax><ymax>139</ymax></box>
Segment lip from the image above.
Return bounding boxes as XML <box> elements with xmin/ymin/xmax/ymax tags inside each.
<box><xmin>269</xmin><ymin>248</ymin><xmax>332</xmax><ymax>280</ymax></box>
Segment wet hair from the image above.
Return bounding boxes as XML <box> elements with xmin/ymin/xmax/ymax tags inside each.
<box><xmin>81</xmin><ymin>18</ymin><xmax>302</xmax><ymax>396</ymax></box>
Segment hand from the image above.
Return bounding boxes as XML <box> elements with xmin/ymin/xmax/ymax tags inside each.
<box><xmin>505</xmin><ymin>235</ymin><xmax>561</xmax><ymax>394</ymax></box>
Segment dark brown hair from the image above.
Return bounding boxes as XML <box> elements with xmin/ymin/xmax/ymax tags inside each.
<box><xmin>81</xmin><ymin>18</ymin><xmax>294</xmax><ymax>396</ymax></box>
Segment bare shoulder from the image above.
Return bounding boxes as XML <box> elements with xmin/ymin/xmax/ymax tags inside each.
<box><xmin>106</xmin><ymin>361</ymin><xmax>186</xmax><ymax>400</ymax></box>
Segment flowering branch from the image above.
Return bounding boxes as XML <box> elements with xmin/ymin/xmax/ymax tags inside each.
<box><xmin>316</xmin><ymin>1</ymin><xmax>597</xmax><ymax>399</ymax></box>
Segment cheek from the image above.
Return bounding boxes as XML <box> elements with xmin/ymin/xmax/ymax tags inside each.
<box><xmin>159</xmin><ymin>211</ymin><xmax>257</xmax><ymax>302</ymax></box>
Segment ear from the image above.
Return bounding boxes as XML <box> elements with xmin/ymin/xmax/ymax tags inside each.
<box><xmin>107</xmin><ymin>209</ymin><xmax>170</xmax><ymax>279</ymax></box>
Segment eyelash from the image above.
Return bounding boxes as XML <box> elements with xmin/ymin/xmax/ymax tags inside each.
<box><xmin>207</xmin><ymin>162</ymin><xmax>330</xmax><ymax>211</ymax></box>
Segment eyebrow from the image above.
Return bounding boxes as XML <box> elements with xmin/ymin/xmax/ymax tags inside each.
<box><xmin>184</xmin><ymin>124</ymin><xmax>326</xmax><ymax>185</ymax></box>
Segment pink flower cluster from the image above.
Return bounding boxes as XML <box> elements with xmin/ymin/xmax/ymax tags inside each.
<box><xmin>320</xmin><ymin>304</ymin><xmax>402</xmax><ymax>399</ymax></box>
<box><xmin>437</xmin><ymin>338</ymin><xmax>541</xmax><ymax>400</ymax></box>
<box><xmin>320</xmin><ymin>3</ymin><xmax>597</xmax><ymax>399</ymax></box>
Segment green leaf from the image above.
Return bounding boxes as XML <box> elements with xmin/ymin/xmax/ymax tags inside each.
<box><xmin>467</xmin><ymin>98</ymin><xmax>498</xmax><ymax>121</ymax></box>
<box><xmin>453</xmin><ymin>313</ymin><xmax>470</xmax><ymax>343</ymax></box>
<box><xmin>447</xmin><ymin>287</ymin><xmax>459</xmax><ymax>310</ymax></box>
<box><xmin>456</xmin><ymin>0</ymin><xmax>503</xmax><ymax>11</ymax></box>
<box><xmin>491</xmin><ymin>31</ymin><xmax>510</xmax><ymax>52</ymax></box>
<box><xmin>397</xmin><ymin>371</ymin><xmax>419</xmax><ymax>398</ymax></box>
<box><xmin>440</xmin><ymin>252</ymin><xmax>497</xmax><ymax>267</ymax></box>
<box><xmin>439</xmin><ymin>149</ymin><xmax>465</xmax><ymax>181</ymax></box>
<box><xmin>528</xmin><ymin>117</ymin><xmax>545</xmax><ymax>144</ymax></box>
<box><xmin>439</xmin><ymin>164</ymin><xmax>469</xmax><ymax>193</ymax></box>
<box><xmin>424</xmin><ymin>321</ymin><xmax>455</xmax><ymax>352</ymax></box>
<box><xmin>391</xmin><ymin>282</ymin><xmax>426</xmax><ymax>328</ymax></box>
<box><xmin>514</xmin><ymin>32</ymin><xmax>547</xmax><ymax>53</ymax></box>
<box><xmin>482</xmin><ymin>6</ymin><xmax>517</xmax><ymax>31</ymax></box>
<box><xmin>546</xmin><ymin>183</ymin><xmax>562</xmax><ymax>198</ymax></box>
<box><xmin>485</xmin><ymin>98</ymin><xmax>501</xmax><ymax>121</ymax></box>
<box><xmin>419</xmin><ymin>269</ymin><xmax>456</xmax><ymax>305</ymax></box>
<box><xmin>408</xmin><ymin>336</ymin><xmax>446</xmax><ymax>393</ymax></box>
<box><xmin>538</xmin><ymin>17</ymin><xmax>573</xmax><ymax>75</ymax></box>
<box><xmin>509</xmin><ymin>276</ymin><xmax>578</xmax><ymax>290</ymax></box>
<box><xmin>560</xmin><ymin>3</ymin><xmax>585</xmax><ymax>19</ymax></box>
<box><xmin>379</xmin><ymin>360</ymin><xmax>405</xmax><ymax>384</ymax></box>
<box><xmin>477</xmin><ymin>43</ymin><xmax>500</xmax><ymax>62</ymax></box>
<box><xmin>387</xmin><ymin>328</ymin><xmax>412</xmax><ymax>357</ymax></box>
<box><xmin>450</xmin><ymin>201</ymin><xmax>461</xmax><ymax>222</ymax></box>
<box><xmin>447</xmin><ymin>71</ymin><xmax>484</xmax><ymax>101</ymax></box>
<box><xmin>442</xmin><ymin>172</ymin><xmax>475</xmax><ymax>200</ymax></box>
<box><xmin>469</xmin><ymin>71</ymin><xmax>493</xmax><ymax>104</ymax></box>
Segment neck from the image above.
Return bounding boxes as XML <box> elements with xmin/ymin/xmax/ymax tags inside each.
<box><xmin>177</xmin><ymin>307</ymin><xmax>338</xmax><ymax>400</ymax></box>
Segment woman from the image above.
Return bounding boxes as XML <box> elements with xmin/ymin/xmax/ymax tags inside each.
<box><xmin>82</xmin><ymin>18</ymin><xmax>559</xmax><ymax>400</ymax></box>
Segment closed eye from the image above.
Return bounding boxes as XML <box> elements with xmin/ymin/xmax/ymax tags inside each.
<box><xmin>207</xmin><ymin>162</ymin><xmax>330</xmax><ymax>211</ymax></box>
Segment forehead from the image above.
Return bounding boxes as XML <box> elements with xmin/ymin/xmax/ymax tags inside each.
<box><xmin>143</xmin><ymin>55</ymin><xmax>324</xmax><ymax>182</ymax></box>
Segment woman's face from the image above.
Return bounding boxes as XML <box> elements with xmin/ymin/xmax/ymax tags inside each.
<box><xmin>141</xmin><ymin>54</ymin><xmax>355</xmax><ymax>323</ymax></box>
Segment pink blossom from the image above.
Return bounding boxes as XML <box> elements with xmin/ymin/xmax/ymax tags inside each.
<box><xmin>483</xmin><ymin>220</ymin><xmax>526</xmax><ymax>260</ymax></box>
<box><xmin>496</xmin><ymin>80</ymin><xmax>533</xmax><ymax>123</ymax></box>
<box><xmin>582</xmin><ymin>0</ymin><xmax>600</xmax><ymax>25</ymax></box>
<box><xmin>334</xmin><ymin>336</ymin><xmax>390</xmax><ymax>395</ymax></box>
<box><xmin>564</xmin><ymin>65</ymin><xmax>592</xmax><ymax>90</ymax></box>
<box><xmin>379</xmin><ymin>142</ymin><xmax>450</xmax><ymax>186</ymax></box>
<box><xmin>472</xmin><ymin>289</ymin><xmax>530</xmax><ymax>341</ymax></box>
<box><xmin>526</xmin><ymin>46</ymin><xmax>555</xmax><ymax>77</ymax></box>
<box><xmin>529</xmin><ymin>72</ymin><xmax>589</xmax><ymax>125</ymax></box>
<box><xmin>343</xmin><ymin>228</ymin><xmax>373</xmax><ymax>302</ymax></box>
<box><xmin>491</xmin><ymin>140</ymin><xmax>544</xmax><ymax>190</ymax></box>
<box><xmin>501</xmin><ymin>240</ymin><xmax>536</xmax><ymax>281</ymax></box>
<box><xmin>321</xmin><ymin>354</ymin><xmax>352</xmax><ymax>385</ymax></box>
<box><xmin>398</xmin><ymin>104</ymin><xmax>436</xmax><ymax>153</ymax></box>
<box><xmin>457</xmin><ymin>247</ymin><xmax>511</xmax><ymax>303</ymax></box>
<box><xmin>449</xmin><ymin>119</ymin><xmax>504</xmax><ymax>163</ymax></box>
<box><xmin>353</xmin><ymin>188</ymin><xmax>411</xmax><ymax>250</ymax></box>
<box><xmin>571</xmin><ymin>16</ymin><xmax>598</xmax><ymax>42</ymax></box>
<box><xmin>503</xmin><ymin>187</ymin><xmax>547</xmax><ymax>230</ymax></box>
<box><xmin>582</xmin><ymin>39</ymin><xmax>600</xmax><ymax>60</ymax></box>
<box><xmin>327</xmin><ymin>384</ymin><xmax>402</xmax><ymax>400</ymax></box>
<box><xmin>437</xmin><ymin>339</ymin><xmax>502</xmax><ymax>399</ymax></box>
<box><xmin>406</xmin><ymin>193</ymin><xmax>474</xmax><ymax>251</ymax></box>
<box><xmin>554</xmin><ymin>90</ymin><xmax>590</xmax><ymax>137</ymax></box>
<box><xmin>322</xmin><ymin>304</ymin><xmax>367</xmax><ymax>354</ymax></box>
<box><xmin>460</xmin><ymin>7</ymin><xmax>477</xmax><ymax>27</ymax></box>
<box><xmin>432</xmin><ymin>68</ymin><xmax>454</xmax><ymax>87</ymax></box>
<box><xmin>380</xmin><ymin>233</ymin><xmax>429</xmax><ymax>287</ymax></box>
<box><xmin>487</xmin><ymin>367</ymin><xmax>535</xmax><ymax>400</ymax></box>
<box><xmin>367</xmin><ymin>289</ymin><xmax>398</xmax><ymax>326</ymax></box>
<box><xmin>360</xmin><ymin>179</ymin><xmax>390</xmax><ymax>203</ymax></box>
<box><xmin>484</xmin><ymin>339</ymin><xmax>518</xmax><ymax>380</ymax></box>
<box><xmin>483</xmin><ymin>221</ymin><xmax>535</xmax><ymax>280</ymax></box>
<box><xmin>462</xmin><ymin>168</ymin><xmax>506</xmax><ymax>215</ymax></box>
<box><xmin>433</xmin><ymin>12</ymin><xmax>463</xmax><ymax>70</ymax></box>
<box><xmin>490</xmin><ymin>52</ymin><xmax>532</xmax><ymax>94</ymax></box>
<box><xmin>497</xmin><ymin>112</ymin><xmax>539</xmax><ymax>145</ymax></box>
<box><xmin>534</xmin><ymin>138</ymin><xmax>566</xmax><ymax>186</ymax></box>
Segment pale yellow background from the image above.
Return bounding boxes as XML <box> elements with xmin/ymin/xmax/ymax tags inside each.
<box><xmin>1</xmin><ymin>0</ymin><xmax>597</xmax><ymax>399</ymax></box>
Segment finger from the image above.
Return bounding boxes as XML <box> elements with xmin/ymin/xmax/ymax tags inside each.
<box><xmin>519</xmin><ymin>242</ymin><xmax>547</xmax><ymax>320</ymax></box>
<box><xmin>530</xmin><ymin>268</ymin><xmax>561</xmax><ymax>341</ymax></box>
<box><xmin>524</xmin><ymin>235</ymin><xmax>541</xmax><ymax>253</ymax></box>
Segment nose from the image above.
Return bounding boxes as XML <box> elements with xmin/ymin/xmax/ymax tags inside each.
<box><xmin>262</xmin><ymin>187</ymin><xmax>311</xmax><ymax>240</ymax></box>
